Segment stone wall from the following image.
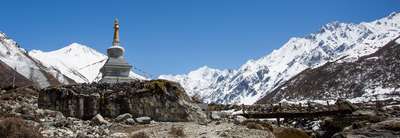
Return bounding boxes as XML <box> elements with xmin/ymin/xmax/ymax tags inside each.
<box><xmin>38</xmin><ymin>80</ymin><xmax>206</xmax><ymax>123</ymax></box>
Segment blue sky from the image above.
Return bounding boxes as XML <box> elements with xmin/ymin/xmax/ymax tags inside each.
<box><xmin>1</xmin><ymin>0</ymin><xmax>399</xmax><ymax>77</ymax></box>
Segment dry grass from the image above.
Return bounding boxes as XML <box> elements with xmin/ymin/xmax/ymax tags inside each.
<box><xmin>0</xmin><ymin>117</ymin><xmax>42</xmax><ymax>138</ymax></box>
<box><xmin>169</xmin><ymin>126</ymin><xmax>185</xmax><ymax>137</ymax></box>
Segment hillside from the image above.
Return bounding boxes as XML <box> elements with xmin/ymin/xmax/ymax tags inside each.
<box><xmin>256</xmin><ymin>36</ymin><xmax>400</xmax><ymax>104</ymax></box>
<box><xmin>0</xmin><ymin>60</ymin><xmax>33</xmax><ymax>88</ymax></box>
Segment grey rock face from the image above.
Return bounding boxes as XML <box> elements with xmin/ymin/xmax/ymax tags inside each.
<box><xmin>38</xmin><ymin>79</ymin><xmax>207</xmax><ymax>123</ymax></box>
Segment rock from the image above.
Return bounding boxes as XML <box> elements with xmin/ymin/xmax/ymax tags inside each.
<box><xmin>246</xmin><ymin>122</ymin><xmax>265</xmax><ymax>130</ymax></box>
<box><xmin>114</xmin><ymin>113</ymin><xmax>132</xmax><ymax>122</ymax></box>
<box><xmin>210</xmin><ymin>111</ymin><xmax>221</xmax><ymax>120</ymax></box>
<box><xmin>335</xmin><ymin>99</ymin><xmax>358</xmax><ymax>111</ymax></box>
<box><xmin>242</xmin><ymin>120</ymin><xmax>274</xmax><ymax>131</ymax></box>
<box><xmin>233</xmin><ymin>115</ymin><xmax>247</xmax><ymax>125</ymax></box>
<box><xmin>374</xmin><ymin>118</ymin><xmax>400</xmax><ymax>131</ymax></box>
<box><xmin>353</xmin><ymin>110</ymin><xmax>375</xmax><ymax>116</ymax></box>
<box><xmin>320</xmin><ymin>117</ymin><xmax>349</xmax><ymax>138</ymax></box>
<box><xmin>38</xmin><ymin>80</ymin><xmax>207</xmax><ymax>122</ymax></box>
<box><xmin>110</xmin><ymin>132</ymin><xmax>128</xmax><ymax>137</ymax></box>
<box><xmin>352</xmin><ymin>109</ymin><xmax>384</xmax><ymax>123</ymax></box>
<box><xmin>273</xmin><ymin>127</ymin><xmax>309</xmax><ymax>138</ymax></box>
<box><xmin>337</xmin><ymin>118</ymin><xmax>400</xmax><ymax>138</ymax></box>
<box><xmin>91</xmin><ymin>114</ymin><xmax>110</xmax><ymax>125</ymax></box>
<box><xmin>135</xmin><ymin>116</ymin><xmax>151</xmax><ymax>124</ymax></box>
<box><xmin>126</xmin><ymin>118</ymin><xmax>136</xmax><ymax>125</ymax></box>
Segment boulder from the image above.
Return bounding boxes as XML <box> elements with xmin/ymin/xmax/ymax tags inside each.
<box><xmin>114</xmin><ymin>113</ymin><xmax>133</xmax><ymax>122</ymax></box>
<box><xmin>233</xmin><ymin>115</ymin><xmax>247</xmax><ymax>125</ymax></box>
<box><xmin>335</xmin><ymin>99</ymin><xmax>358</xmax><ymax>111</ymax></box>
<box><xmin>352</xmin><ymin>109</ymin><xmax>384</xmax><ymax>123</ymax></box>
<box><xmin>126</xmin><ymin>118</ymin><xmax>136</xmax><ymax>125</ymax></box>
<box><xmin>38</xmin><ymin>80</ymin><xmax>207</xmax><ymax>123</ymax></box>
<box><xmin>91</xmin><ymin>114</ymin><xmax>109</xmax><ymax>125</ymax></box>
<box><xmin>135</xmin><ymin>116</ymin><xmax>151</xmax><ymax>124</ymax></box>
<box><xmin>273</xmin><ymin>127</ymin><xmax>310</xmax><ymax>138</ymax></box>
<box><xmin>337</xmin><ymin>118</ymin><xmax>400</xmax><ymax>137</ymax></box>
<box><xmin>210</xmin><ymin>111</ymin><xmax>221</xmax><ymax>120</ymax></box>
<box><xmin>352</xmin><ymin>110</ymin><xmax>376</xmax><ymax>116</ymax></box>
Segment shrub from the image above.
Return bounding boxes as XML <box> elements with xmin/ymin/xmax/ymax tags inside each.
<box><xmin>130</xmin><ymin>131</ymin><xmax>150</xmax><ymax>138</ymax></box>
<box><xmin>0</xmin><ymin>117</ymin><xmax>42</xmax><ymax>138</ymax></box>
<box><xmin>169</xmin><ymin>126</ymin><xmax>185</xmax><ymax>137</ymax></box>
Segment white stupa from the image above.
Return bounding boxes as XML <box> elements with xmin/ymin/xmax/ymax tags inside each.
<box><xmin>99</xmin><ymin>19</ymin><xmax>135</xmax><ymax>83</ymax></box>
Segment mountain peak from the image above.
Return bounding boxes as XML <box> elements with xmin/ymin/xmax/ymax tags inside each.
<box><xmin>388</xmin><ymin>11</ymin><xmax>399</xmax><ymax>19</ymax></box>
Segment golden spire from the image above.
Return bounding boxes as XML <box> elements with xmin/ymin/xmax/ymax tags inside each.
<box><xmin>112</xmin><ymin>18</ymin><xmax>120</xmax><ymax>46</ymax></box>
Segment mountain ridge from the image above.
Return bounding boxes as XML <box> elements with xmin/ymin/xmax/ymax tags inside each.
<box><xmin>159</xmin><ymin>12</ymin><xmax>400</xmax><ymax>104</ymax></box>
<box><xmin>256</xmin><ymin>36</ymin><xmax>400</xmax><ymax>104</ymax></box>
<box><xmin>0</xmin><ymin>32</ymin><xmax>75</xmax><ymax>88</ymax></box>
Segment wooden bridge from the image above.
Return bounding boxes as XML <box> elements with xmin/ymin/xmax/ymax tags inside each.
<box><xmin>207</xmin><ymin>99</ymin><xmax>400</xmax><ymax>126</ymax></box>
<box><xmin>240</xmin><ymin>109</ymin><xmax>352</xmax><ymax>119</ymax></box>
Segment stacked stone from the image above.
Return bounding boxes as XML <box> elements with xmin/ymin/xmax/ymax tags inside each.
<box><xmin>38</xmin><ymin>80</ymin><xmax>207</xmax><ymax>123</ymax></box>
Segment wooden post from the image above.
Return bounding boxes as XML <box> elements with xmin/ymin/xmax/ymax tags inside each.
<box><xmin>307</xmin><ymin>101</ymin><xmax>311</xmax><ymax>112</ymax></box>
<box><xmin>279</xmin><ymin>103</ymin><xmax>282</xmax><ymax>112</ymax></box>
<box><xmin>270</xmin><ymin>104</ymin><xmax>274</xmax><ymax>112</ymax></box>
<box><xmin>326</xmin><ymin>101</ymin><xmax>330</xmax><ymax>111</ymax></box>
<box><xmin>299</xmin><ymin>103</ymin><xmax>302</xmax><ymax>112</ymax></box>
<box><xmin>276</xmin><ymin>118</ymin><xmax>280</xmax><ymax>127</ymax></box>
<box><xmin>375</xmin><ymin>95</ymin><xmax>380</xmax><ymax>110</ymax></box>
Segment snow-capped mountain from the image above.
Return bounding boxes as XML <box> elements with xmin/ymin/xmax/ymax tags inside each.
<box><xmin>160</xmin><ymin>12</ymin><xmax>400</xmax><ymax>104</ymax></box>
<box><xmin>0</xmin><ymin>32</ymin><xmax>75</xmax><ymax>88</ymax></box>
<box><xmin>29</xmin><ymin>43</ymin><xmax>107</xmax><ymax>83</ymax></box>
<box><xmin>29</xmin><ymin>43</ymin><xmax>146</xmax><ymax>83</ymax></box>
<box><xmin>257</xmin><ymin>36</ymin><xmax>400</xmax><ymax>104</ymax></box>
<box><xmin>160</xmin><ymin>66</ymin><xmax>233</xmax><ymax>98</ymax></box>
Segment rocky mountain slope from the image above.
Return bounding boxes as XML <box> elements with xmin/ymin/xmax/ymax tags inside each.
<box><xmin>29</xmin><ymin>43</ymin><xmax>146</xmax><ymax>83</ymax></box>
<box><xmin>0</xmin><ymin>33</ymin><xmax>75</xmax><ymax>88</ymax></box>
<box><xmin>256</xmin><ymin>36</ymin><xmax>400</xmax><ymax>104</ymax></box>
<box><xmin>0</xmin><ymin>60</ymin><xmax>33</xmax><ymax>88</ymax></box>
<box><xmin>160</xmin><ymin>12</ymin><xmax>400</xmax><ymax>104</ymax></box>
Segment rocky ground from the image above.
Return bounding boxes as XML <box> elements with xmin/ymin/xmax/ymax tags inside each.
<box><xmin>0</xmin><ymin>86</ymin><xmax>277</xmax><ymax>137</ymax></box>
<box><xmin>1</xmin><ymin>86</ymin><xmax>400</xmax><ymax>138</ymax></box>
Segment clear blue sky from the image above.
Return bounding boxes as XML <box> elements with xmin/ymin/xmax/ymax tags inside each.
<box><xmin>1</xmin><ymin>0</ymin><xmax>399</xmax><ymax>77</ymax></box>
